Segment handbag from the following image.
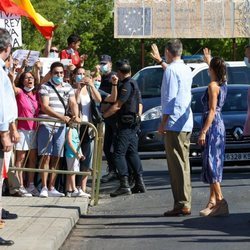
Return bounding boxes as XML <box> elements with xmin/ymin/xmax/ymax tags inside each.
<box><xmin>87</xmin><ymin>87</ymin><xmax>103</xmax><ymax>124</ymax></box>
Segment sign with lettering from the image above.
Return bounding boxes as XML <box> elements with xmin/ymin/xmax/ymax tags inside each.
<box><xmin>12</xmin><ymin>50</ymin><xmax>40</xmax><ymax>67</ymax></box>
<box><xmin>39</xmin><ymin>57</ymin><xmax>60</xmax><ymax>76</ymax></box>
<box><xmin>114</xmin><ymin>0</ymin><xmax>250</xmax><ymax>38</ymax></box>
<box><xmin>0</xmin><ymin>11</ymin><xmax>22</xmax><ymax>47</ymax></box>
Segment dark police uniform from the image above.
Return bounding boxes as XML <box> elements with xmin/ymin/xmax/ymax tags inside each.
<box><xmin>99</xmin><ymin>72</ymin><xmax>118</xmax><ymax>177</ymax></box>
<box><xmin>113</xmin><ymin>76</ymin><xmax>143</xmax><ymax>177</ymax></box>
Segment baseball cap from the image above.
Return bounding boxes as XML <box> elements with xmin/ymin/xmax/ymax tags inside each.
<box><xmin>100</xmin><ymin>54</ymin><xmax>112</xmax><ymax>64</ymax></box>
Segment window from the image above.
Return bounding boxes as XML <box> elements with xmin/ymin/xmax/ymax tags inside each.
<box><xmin>227</xmin><ymin>67</ymin><xmax>250</xmax><ymax>84</ymax></box>
<box><xmin>133</xmin><ymin>68</ymin><xmax>164</xmax><ymax>98</ymax></box>
<box><xmin>192</xmin><ymin>69</ymin><xmax>210</xmax><ymax>88</ymax></box>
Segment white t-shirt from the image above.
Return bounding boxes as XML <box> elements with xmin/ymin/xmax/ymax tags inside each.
<box><xmin>80</xmin><ymin>93</ymin><xmax>91</xmax><ymax>122</ymax></box>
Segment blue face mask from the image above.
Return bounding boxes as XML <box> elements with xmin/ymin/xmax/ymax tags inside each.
<box><xmin>52</xmin><ymin>76</ymin><xmax>63</xmax><ymax>85</ymax></box>
<box><xmin>94</xmin><ymin>80</ymin><xmax>101</xmax><ymax>89</ymax></box>
<box><xmin>100</xmin><ymin>64</ymin><xmax>109</xmax><ymax>74</ymax></box>
<box><xmin>75</xmin><ymin>74</ymin><xmax>84</xmax><ymax>83</ymax></box>
<box><xmin>49</xmin><ymin>52</ymin><xmax>59</xmax><ymax>58</ymax></box>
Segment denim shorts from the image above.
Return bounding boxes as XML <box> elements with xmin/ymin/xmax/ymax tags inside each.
<box><xmin>37</xmin><ymin>125</ymin><xmax>66</xmax><ymax>157</ymax></box>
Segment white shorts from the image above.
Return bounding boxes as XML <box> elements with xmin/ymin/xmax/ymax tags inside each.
<box><xmin>66</xmin><ymin>157</ymin><xmax>80</xmax><ymax>172</ymax></box>
<box><xmin>15</xmin><ymin>130</ymin><xmax>37</xmax><ymax>151</ymax></box>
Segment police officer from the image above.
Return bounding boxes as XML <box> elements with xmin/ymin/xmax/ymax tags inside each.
<box><xmin>99</xmin><ymin>55</ymin><xmax>118</xmax><ymax>183</ymax></box>
<box><xmin>103</xmin><ymin>59</ymin><xmax>146</xmax><ymax>197</ymax></box>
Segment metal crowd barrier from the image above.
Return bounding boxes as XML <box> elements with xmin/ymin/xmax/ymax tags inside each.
<box><xmin>9</xmin><ymin>117</ymin><xmax>104</xmax><ymax>206</ymax></box>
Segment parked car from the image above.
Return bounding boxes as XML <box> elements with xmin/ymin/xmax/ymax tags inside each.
<box><xmin>133</xmin><ymin>62</ymin><xmax>250</xmax><ymax>151</ymax></box>
<box><xmin>190</xmin><ymin>85</ymin><xmax>250</xmax><ymax>166</ymax></box>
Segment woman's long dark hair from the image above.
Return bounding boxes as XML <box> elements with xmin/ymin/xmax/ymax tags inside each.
<box><xmin>209</xmin><ymin>56</ymin><xmax>227</xmax><ymax>85</ymax></box>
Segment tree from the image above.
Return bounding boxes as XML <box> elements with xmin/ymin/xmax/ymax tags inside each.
<box><xmin>20</xmin><ymin>1</ymin><xmax>249</xmax><ymax>73</ymax></box>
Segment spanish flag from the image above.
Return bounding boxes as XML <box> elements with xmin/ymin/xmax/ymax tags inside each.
<box><xmin>0</xmin><ymin>0</ymin><xmax>55</xmax><ymax>39</ymax></box>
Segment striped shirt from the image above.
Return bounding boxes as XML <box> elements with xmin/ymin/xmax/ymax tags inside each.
<box><xmin>38</xmin><ymin>81</ymin><xmax>74</xmax><ymax>126</ymax></box>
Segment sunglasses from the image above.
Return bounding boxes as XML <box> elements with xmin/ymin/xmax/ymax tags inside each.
<box><xmin>53</xmin><ymin>71</ymin><xmax>64</xmax><ymax>74</ymax></box>
<box><xmin>50</xmin><ymin>49</ymin><xmax>59</xmax><ymax>53</ymax></box>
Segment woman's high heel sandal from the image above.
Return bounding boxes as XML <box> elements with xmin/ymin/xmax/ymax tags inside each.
<box><xmin>209</xmin><ymin>199</ymin><xmax>229</xmax><ymax>217</ymax></box>
<box><xmin>199</xmin><ymin>201</ymin><xmax>216</xmax><ymax>216</ymax></box>
<box><xmin>0</xmin><ymin>220</ymin><xmax>5</xmax><ymax>229</ymax></box>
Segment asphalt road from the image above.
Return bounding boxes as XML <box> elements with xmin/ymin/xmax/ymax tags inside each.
<box><xmin>61</xmin><ymin>158</ymin><xmax>250</xmax><ymax>250</ymax></box>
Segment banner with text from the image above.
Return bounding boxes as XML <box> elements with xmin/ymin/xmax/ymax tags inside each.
<box><xmin>114</xmin><ymin>0</ymin><xmax>250</xmax><ymax>38</ymax></box>
<box><xmin>0</xmin><ymin>11</ymin><xmax>22</xmax><ymax>47</ymax></box>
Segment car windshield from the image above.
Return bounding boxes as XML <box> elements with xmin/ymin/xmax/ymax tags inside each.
<box><xmin>191</xmin><ymin>88</ymin><xmax>248</xmax><ymax>113</ymax></box>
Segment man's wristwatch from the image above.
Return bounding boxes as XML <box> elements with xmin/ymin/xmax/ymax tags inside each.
<box><xmin>158</xmin><ymin>59</ymin><xmax>164</xmax><ymax>65</ymax></box>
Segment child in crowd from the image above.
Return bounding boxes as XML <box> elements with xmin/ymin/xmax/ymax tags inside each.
<box><xmin>60</xmin><ymin>34</ymin><xmax>87</xmax><ymax>68</ymax></box>
<box><xmin>65</xmin><ymin>122</ymin><xmax>86</xmax><ymax>197</ymax></box>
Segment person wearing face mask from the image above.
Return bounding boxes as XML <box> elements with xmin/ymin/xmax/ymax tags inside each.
<box><xmin>93</xmin><ymin>73</ymin><xmax>102</xmax><ymax>90</ymax></box>
<box><xmin>98</xmin><ymin>55</ymin><xmax>120</xmax><ymax>183</ymax></box>
<box><xmin>103</xmin><ymin>59</ymin><xmax>146</xmax><ymax>197</ymax></box>
<box><xmin>11</xmin><ymin>72</ymin><xmax>40</xmax><ymax>197</ymax></box>
<box><xmin>43</xmin><ymin>32</ymin><xmax>59</xmax><ymax>58</ymax></box>
<box><xmin>60</xmin><ymin>34</ymin><xmax>87</xmax><ymax>67</ymax></box>
<box><xmin>38</xmin><ymin>62</ymin><xmax>81</xmax><ymax>198</ymax></box>
<box><xmin>75</xmin><ymin>70</ymin><xmax>102</xmax><ymax>197</ymax></box>
<box><xmin>48</xmin><ymin>47</ymin><xmax>59</xmax><ymax>58</ymax></box>
<box><xmin>71</xmin><ymin>67</ymin><xmax>85</xmax><ymax>90</ymax></box>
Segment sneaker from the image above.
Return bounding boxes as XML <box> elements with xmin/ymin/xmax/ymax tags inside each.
<box><xmin>48</xmin><ymin>187</ymin><xmax>65</xmax><ymax>197</ymax></box>
<box><xmin>39</xmin><ymin>187</ymin><xmax>48</xmax><ymax>198</ymax></box>
<box><xmin>19</xmin><ymin>186</ymin><xmax>32</xmax><ymax>197</ymax></box>
<box><xmin>71</xmin><ymin>189</ymin><xmax>80</xmax><ymax>197</ymax></box>
<box><xmin>78</xmin><ymin>188</ymin><xmax>91</xmax><ymax>198</ymax></box>
<box><xmin>101</xmin><ymin>171</ymin><xmax>118</xmax><ymax>183</ymax></box>
<box><xmin>26</xmin><ymin>185</ymin><xmax>40</xmax><ymax>197</ymax></box>
<box><xmin>66</xmin><ymin>191</ymin><xmax>72</xmax><ymax>197</ymax></box>
<box><xmin>2</xmin><ymin>209</ymin><xmax>18</xmax><ymax>220</ymax></box>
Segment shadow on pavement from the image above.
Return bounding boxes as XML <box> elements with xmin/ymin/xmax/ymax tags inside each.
<box><xmin>78</xmin><ymin>213</ymin><xmax>250</xmax><ymax>242</ymax></box>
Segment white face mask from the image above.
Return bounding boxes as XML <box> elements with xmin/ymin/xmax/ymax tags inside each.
<box><xmin>66</xmin><ymin>48</ymin><xmax>75</xmax><ymax>55</ymax></box>
<box><xmin>244</xmin><ymin>57</ymin><xmax>250</xmax><ymax>68</ymax></box>
<box><xmin>24</xmin><ymin>86</ymin><xmax>34</xmax><ymax>92</ymax></box>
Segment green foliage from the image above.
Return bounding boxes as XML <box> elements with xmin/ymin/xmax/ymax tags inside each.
<box><xmin>20</xmin><ymin>0</ymin><xmax>249</xmax><ymax>73</ymax></box>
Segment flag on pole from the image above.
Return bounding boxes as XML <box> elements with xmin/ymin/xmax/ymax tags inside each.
<box><xmin>0</xmin><ymin>0</ymin><xmax>55</xmax><ymax>39</ymax></box>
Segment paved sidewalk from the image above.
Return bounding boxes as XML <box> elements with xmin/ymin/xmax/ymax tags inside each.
<box><xmin>0</xmin><ymin>196</ymin><xmax>89</xmax><ymax>250</ymax></box>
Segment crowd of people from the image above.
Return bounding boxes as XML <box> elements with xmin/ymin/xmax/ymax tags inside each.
<box><xmin>0</xmin><ymin>27</ymin><xmax>147</xmax><ymax>245</ymax></box>
<box><xmin>1</xmin><ymin>30</ymin><xmax>146</xmax><ymax>200</ymax></box>
<box><xmin>1</xmin><ymin>26</ymin><xmax>250</xmax><ymax>246</ymax></box>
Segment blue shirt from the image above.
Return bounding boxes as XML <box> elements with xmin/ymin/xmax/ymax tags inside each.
<box><xmin>161</xmin><ymin>59</ymin><xmax>193</xmax><ymax>132</ymax></box>
<box><xmin>65</xmin><ymin>127</ymin><xmax>82</xmax><ymax>158</ymax></box>
<box><xmin>0</xmin><ymin>58</ymin><xmax>18</xmax><ymax>131</ymax></box>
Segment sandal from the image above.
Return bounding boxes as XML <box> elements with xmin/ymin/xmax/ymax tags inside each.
<box><xmin>206</xmin><ymin>201</ymin><xmax>216</xmax><ymax>209</ymax></box>
<box><xmin>0</xmin><ymin>220</ymin><xmax>6</xmax><ymax>229</ymax></box>
<box><xmin>200</xmin><ymin>201</ymin><xmax>216</xmax><ymax>217</ymax></box>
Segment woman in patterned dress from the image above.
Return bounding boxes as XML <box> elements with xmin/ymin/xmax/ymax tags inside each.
<box><xmin>198</xmin><ymin>48</ymin><xmax>229</xmax><ymax>217</ymax></box>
